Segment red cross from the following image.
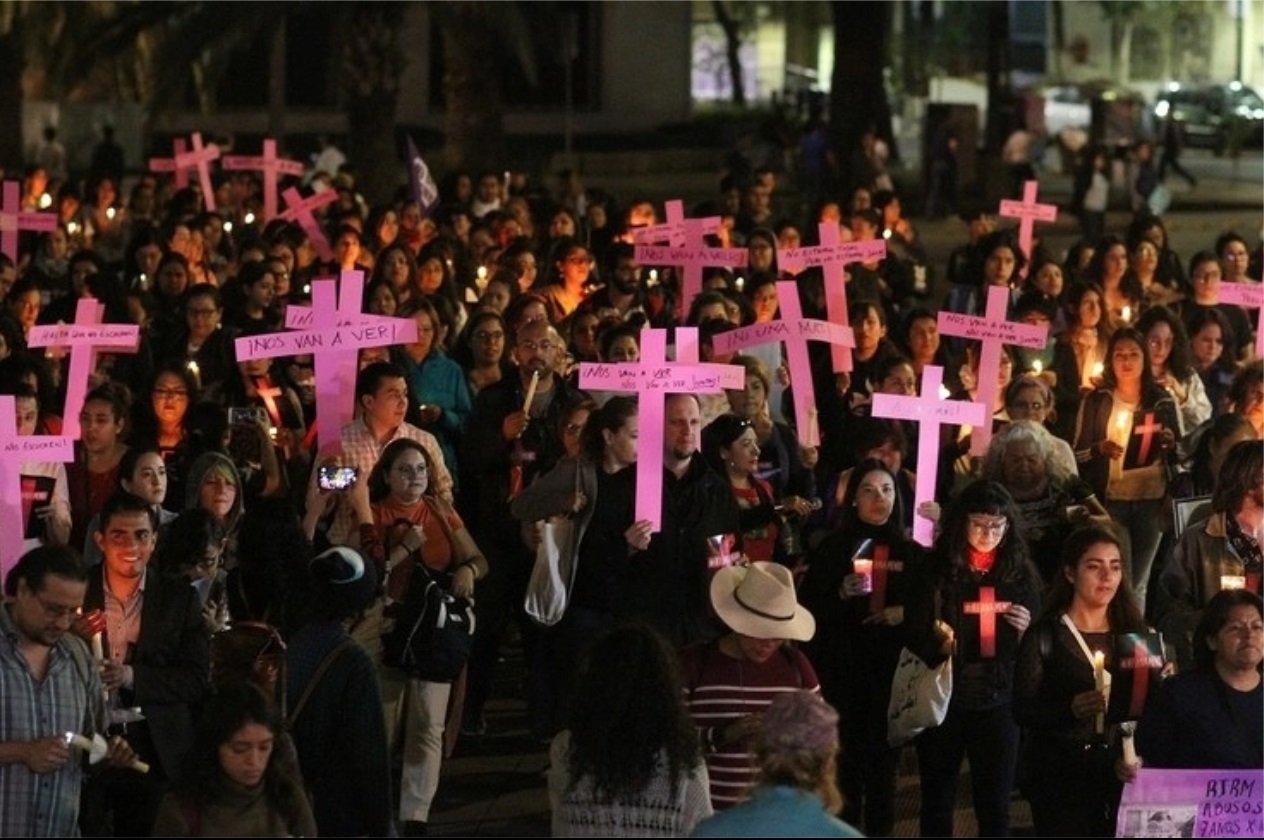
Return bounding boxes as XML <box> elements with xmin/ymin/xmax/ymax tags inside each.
<box><xmin>1117</xmin><ymin>637</ymin><xmax>1161</xmax><ymax>719</ymax></box>
<box><xmin>1132</xmin><ymin>412</ymin><xmax>1163</xmax><ymax>466</ymax></box>
<box><xmin>871</xmin><ymin>544</ymin><xmax>890</xmax><ymax>613</ymax></box>
<box><xmin>962</xmin><ymin>586</ymin><xmax>1012</xmax><ymax>658</ymax></box>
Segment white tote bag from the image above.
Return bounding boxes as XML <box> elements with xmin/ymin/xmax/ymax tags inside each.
<box><xmin>523</xmin><ymin>467</ymin><xmax>581</xmax><ymax>627</ymax></box>
<box><xmin>887</xmin><ymin>622</ymin><xmax>954</xmax><ymax>747</ymax></box>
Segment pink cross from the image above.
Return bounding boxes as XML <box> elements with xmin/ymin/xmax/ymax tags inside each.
<box><xmin>712</xmin><ymin>280</ymin><xmax>855</xmax><ymax>447</ymax></box>
<box><xmin>0</xmin><ymin>396</ymin><xmax>76</xmax><ymax>578</ymax></box>
<box><xmin>998</xmin><ymin>180</ymin><xmax>1057</xmax><ymax>277</ymax></box>
<box><xmin>778</xmin><ymin>223</ymin><xmax>887</xmax><ymax>373</ymax></box>
<box><xmin>1130</xmin><ymin>411</ymin><xmax>1163</xmax><ymax>467</ymax></box>
<box><xmin>871</xmin><ymin>365</ymin><xmax>988</xmax><ymax>546</ymax></box>
<box><xmin>149</xmin><ymin>134</ymin><xmax>221</xmax><ymax>210</ymax></box>
<box><xmin>222</xmin><ymin>138</ymin><xmax>306</xmax><ymax>223</ymax></box>
<box><xmin>578</xmin><ymin>329</ymin><xmax>744</xmax><ymax>531</ymax></box>
<box><xmin>26</xmin><ymin>299</ymin><xmax>140</xmax><ymax>439</ymax></box>
<box><xmin>233</xmin><ymin>270</ymin><xmax>417</xmax><ymax>456</ymax></box>
<box><xmin>1215</xmin><ymin>281</ymin><xmax>1264</xmax><ymax>358</ymax></box>
<box><xmin>963</xmin><ymin>586</ymin><xmax>1013</xmax><ymax>658</ymax></box>
<box><xmin>937</xmin><ymin>285</ymin><xmax>1048</xmax><ymax>455</ymax></box>
<box><xmin>632</xmin><ymin>199</ymin><xmax>720</xmax><ymax>248</ymax></box>
<box><xmin>279</xmin><ymin>187</ymin><xmax>338</xmax><ymax>262</ymax></box>
<box><xmin>0</xmin><ymin>180</ymin><xmax>58</xmax><ymax>262</ymax></box>
<box><xmin>634</xmin><ymin>209</ymin><xmax>747</xmax><ymax>318</ymax></box>
<box><xmin>149</xmin><ymin>137</ymin><xmax>190</xmax><ymax>189</ymax></box>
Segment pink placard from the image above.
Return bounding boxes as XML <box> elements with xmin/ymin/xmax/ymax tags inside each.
<box><xmin>234</xmin><ymin>319</ymin><xmax>416</xmax><ymax>360</ymax></box>
<box><xmin>1216</xmin><ymin>281</ymin><xmax>1264</xmax><ymax>358</ymax></box>
<box><xmin>998</xmin><ymin>180</ymin><xmax>1057</xmax><ymax>278</ymax></box>
<box><xmin>937</xmin><ymin>285</ymin><xmax>1047</xmax><ymax>455</ymax></box>
<box><xmin>279</xmin><ymin>187</ymin><xmax>338</xmax><ymax>262</ymax></box>
<box><xmin>631</xmin><ymin>199</ymin><xmax>720</xmax><ymax>248</ymax></box>
<box><xmin>577</xmin><ymin>329</ymin><xmax>744</xmax><ymax>531</ymax></box>
<box><xmin>777</xmin><ymin>226</ymin><xmax>885</xmax><ymax>372</ymax></box>
<box><xmin>27</xmin><ymin>299</ymin><xmax>140</xmax><ymax>440</ymax></box>
<box><xmin>222</xmin><ymin>138</ymin><xmax>305</xmax><ymax>222</ymax></box>
<box><xmin>633</xmin><ymin>240</ymin><xmax>748</xmax><ymax>320</ymax></box>
<box><xmin>0</xmin><ymin>395</ymin><xmax>76</xmax><ymax>578</ymax></box>
<box><xmin>0</xmin><ymin>180</ymin><xmax>58</xmax><ymax>262</ymax></box>
<box><xmin>872</xmin><ymin>365</ymin><xmax>988</xmax><ymax>546</ymax></box>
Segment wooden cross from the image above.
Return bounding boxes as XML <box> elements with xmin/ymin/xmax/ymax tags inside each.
<box><xmin>777</xmin><ymin>223</ymin><xmax>887</xmax><ymax>372</ymax></box>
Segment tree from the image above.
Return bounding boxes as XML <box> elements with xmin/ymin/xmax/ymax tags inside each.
<box><xmin>1098</xmin><ymin>0</ymin><xmax>1145</xmax><ymax>86</ymax></box>
<box><xmin>711</xmin><ymin>0</ymin><xmax>748</xmax><ymax>107</ymax></box>
<box><xmin>828</xmin><ymin>1</ymin><xmax>894</xmax><ymax>194</ymax></box>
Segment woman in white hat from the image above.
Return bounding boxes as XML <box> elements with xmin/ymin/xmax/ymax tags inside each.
<box><xmin>680</xmin><ymin>561</ymin><xmax>818</xmax><ymax>811</ymax></box>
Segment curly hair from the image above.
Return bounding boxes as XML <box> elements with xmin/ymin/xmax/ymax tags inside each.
<box><xmin>565</xmin><ymin>624</ymin><xmax>701</xmax><ymax>803</ymax></box>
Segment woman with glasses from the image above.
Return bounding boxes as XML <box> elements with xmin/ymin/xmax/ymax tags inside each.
<box><xmin>453</xmin><ymin>310</ymin><xmax>508</xmax><ymax>397</ymax></box>
<box><xmin>1074</xmin><ymin>328</ymin><xmax>1180</xmax><ymax>612</ymax></box>
<box><xmin>1179</xmin><ymin>250</ymin><xmax>1255</xmax><ymax>361</ymax></box>
<box><xmin>346</xmin><ymin>438</ymin><xmax>487</xmax><ymax>836</ymax></box>
<box><xmin>539</xmin><ymin>237</ymin><xmax>592</xmax><ymax>324</ymax></box>
<box><xmin>800</xmin><ymin>459</ymin><xmax>923</xmax><ymax>837</ymax></box>
<box><xmin>1013</xmin><ymin>525</ymin><xmax>1149</xmax><ymax>836</ymax></box>
<box><xmin>510</xmin><ymin>397</ymin><xmax>643</xmax><ymax>737</ymax></box>
<box><xmin>157</xmin><ymin>284</ymin><xmax>236</xmax><ymax>402</ymax></box>
<box><xmin>1137</xmin><ymin>306</ymin><xmax>1211</xmax><ymax>436</ymax></box>
<box><xmin>1003</xmin><ymin>375</ymin><xmax>1077</xmax><ymax>476</ymax></box>
<box><xmin>903</xmin><ymin>479</ymin><xmax>1041</xmax><ymax>838</ymax></box>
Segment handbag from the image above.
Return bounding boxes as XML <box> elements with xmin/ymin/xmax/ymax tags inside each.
<box><xmin>887</xmin><ymin>620</ymin><xmax>954</xmax><ymax>747</ymax></box>
<box><xmin>523</xmin><ymin>465</ymin><xmax>581</xmax><ymax>626</ymax></box>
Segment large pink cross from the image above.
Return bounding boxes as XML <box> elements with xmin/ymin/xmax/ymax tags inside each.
<box><xmin>149</xmin><ymin>137</ymin><xmax>190</xmax><ymax>189</ymax></box>
<box><xmin>937</xmin><ymin>285</ymin><xmax>1048</xmax><ymax>455</ymax></box>
<box><xmin>578</xmin><ymin>329</ymin><xmax>744</xmax><ymax>531</ymax></box>
<box><xmin>279</xmin><ymin>187</ymin><xmax>338</xmax><ymax>262</ymax></box>
<box><xmin>233</xmin><ymin>270</ymin><xmax>417</xmax><ymax>456</ymax></box>
<box><xmin>1215</xmin><ymin>281</ymin><xmax>1264</xmax><ymax>358</ymax></box>
<box><xmin>149</xmin><ymin>133</ymin><xmax>221</xmax><ymax>210</ymax></box>
<box><xmin>0</xmin><ymin>396</ymin><xmax>76</xmax><ymax>578</ymax></box>
<box><xmin>632</xmin><ymin>199</ymin><xmax>720</xmax><ymax>248</ymax></box>
<box><xmin>963</xmin><ymin>586</ymin><xmax>1013</xmax><ymax>658</ymax></box>
<box><xmin>0</xmin><ymin>180</ymin><xmax>58</xmax><ymax>262</ymax></box>
<box><xmin>871</xmin><ymin>365</ymin><xmax>988</xmax><ymax>546</ymax></box>
<box><xmin>222</xmin><ymin>138</ymin><xmax>306</xmax><ymax>223</ymax></box>
<box><xmin>998</xmin><ymin>180</ymin><xmax>1057</xmax><ymax>277</ymax></box>
<box><xmin>634</xmin><ymin>208</ymin><xmax>747</xmax><ymax>318</ymax></box>
<box><xmin>778</xmin><ymin>223</ymin><xmax>887</xmax><ymax>373</ymax></box>
<box><xmin>711</xmin><ymin>280</ymin><xmax>854</xmax><ymax>447</ymax></box>
<box><xmin>26</xmin><ymin>299</ymin><xmax>140</xmax><ymax>439</ymax></box>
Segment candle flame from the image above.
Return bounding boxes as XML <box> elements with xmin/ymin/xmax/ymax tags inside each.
<box><xmin>1091</xmin><ymin>361</ymin><xmax>1104</xmax><ymax>378</ymax></box>
<box><xmin>105</xmin><ymin>207</ymin><xmax>116</xmax><ymax>220</ymax></box>
<box><xmin>243</xmin><ymin>212</ymin><xmax>256</xmax><ymax>225</ymax></box>
<box><xmin>938</xmin><ymin>384</ymin><xmax>951</xmax><ymax>400</ymax></box>
<box><xmin>1032</xmin><ymin>360</ymin><xmax>1043</xmax><ymax>374</ymax></box>
<box><xmin>1121</xmin><ymin>305</ymin><xmax>1132</xmax><ymax>322</ymax></box>
<box><xmin>38</xmin><ymin>192</ymin><xmax>52</xmax><ymax>209</ymax></box>
<box><xmin>222</xmin><ymin>221</ymin><xmax>232</xmax><ymax>233</ymax></box>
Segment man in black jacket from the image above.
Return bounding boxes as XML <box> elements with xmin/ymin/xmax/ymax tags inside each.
<box><xmin>78</xmin><ymin>493</ymin><xmax>210</xmax><ymax>837</ymax></box>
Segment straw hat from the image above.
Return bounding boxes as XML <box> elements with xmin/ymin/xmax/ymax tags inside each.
<box><xmin>710</xmin><ymin>561</ymin><xmax>815</xmax><ymax>642</ymax></box>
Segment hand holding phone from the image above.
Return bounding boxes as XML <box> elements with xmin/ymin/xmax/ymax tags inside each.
<box><xmin>317</xmin><ymin>465</ymin><xmax>359</xmax><ymax>491</ymax></box>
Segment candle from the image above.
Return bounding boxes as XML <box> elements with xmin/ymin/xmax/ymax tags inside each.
<box><xmin>1091</xmin><ymin>361</ymin><xmax>1104</xmax><ymax>379</ymax></box>
<box><xmin>1092</xmin><ymin>650</ymin><xmax>1107</xmax><ymax>734</ymax></box>
<box><xmin>1120</xmin><ymin>721</ymin><xmax>1138</xmax><ymax>766</ymax></box>
<box><xmin>243</xmin><ymin>211</ymin><xmax>256</xmax><ymax>225</ymax></box>
<box><xmin>222</xmin><ymin>220</ymin><xmax>233</xmax><ymax>233</ymax></box>
<box><xmin>105</xmin><ymin>206</ymin><xmax>116</xmax><ymax>221</ymax></box>
<box><xmin>90</xmin><ymin>632</ymin><xmax>104</xmax><ymax>661</ymax></box>
<box><xmin>938</xmin><ymin>384</ymin><xmax>951</xmax><ymax>400</ymax></box>
<box><xmin>648</xmin><ymin>269</ymin><xmax>658</xmax><ymax>287</ymax></box>
<box><xmin>852</xmin><ymin>559</ymin><xmax>874</xmax><ymax>594</ymax></box>
<box><xmin>1031</xmin><ymin>359</ymin><xmax>1043</xmax><ymax>375</ymax></box>
<box><xmin>807</xmin><ymin>407</ymin><xmax>819</xmax><ymax>447</ymax></box>
<box><xmin>67</xmin><ymin>221</ymin><xmax>79</xmax><ymax>235</ymax></box>
<box><xmin>522</xmin><ymin>369</ymin><xmax>540</xmax><ymax>413</ymax></box>
<box><xmin>186</xmin><ymin>360</ymin><xmax>201</xmax><ymax>390</ymax></box>
<box><xmin>1115</xmin><ymin>411</ymin><xmax>1130</xmax><ymax>432</ymax></box>
<box><xmin>38</xmin><ymin>192</ymin><xmax>51</xmax><ymax>209</ymax></box>
<box><xmin>735</xmin><ymin>276</ymin><xmax>745</xmax><ymax>292</ymax></box>
<box><xmin>1121</xmin><ymin>305</ymin><xmax>1132</xmax><ymax>323</ymax></box>
<box><xmin>1221</xmin><ymin>574</ymin><xmax>1247</xmax><ymax>591</ymax></box>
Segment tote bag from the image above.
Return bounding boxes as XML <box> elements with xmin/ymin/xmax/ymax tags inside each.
<box><xmin>887</xmin><ymin>621</ymin><xmax>954</xmax><ymax>747</ymax></box>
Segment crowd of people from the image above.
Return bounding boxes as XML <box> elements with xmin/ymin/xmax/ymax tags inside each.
<box><xmin>1</xmin><ymin>129</ymin><xmax>1262</xmax><ymax>839</ymax></box>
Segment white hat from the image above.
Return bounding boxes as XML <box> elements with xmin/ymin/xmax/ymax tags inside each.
<box><xmin>710</xmin><ymin>561</ymin><xmax>815</xmax><ymax>642</ymax></box>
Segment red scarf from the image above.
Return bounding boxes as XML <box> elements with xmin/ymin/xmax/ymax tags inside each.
<box><xmin>967</xmin><ymin>545</ymin><xmax>996</xmax><ymax>574</ymax></box>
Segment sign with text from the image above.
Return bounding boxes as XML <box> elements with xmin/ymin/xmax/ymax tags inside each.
<box><xmin>1117</xmin><ymin>769</ymin><xmax>1263</xmax><ymax>838</ymax></box>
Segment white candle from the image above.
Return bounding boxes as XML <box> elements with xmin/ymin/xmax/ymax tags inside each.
<box><xmin>522</xmin><ymin>369</ymin><xmax>540</xmax><ymax>413</ymax></box>
<box><xmin>1091</xmin><ymin>361</ymin><xmax>1104</xmax><ymax>379</ymax></box>
<box><xmin>1115</xmin><ymin>411</ymin><xmax>1130</xmax><ymax>432</ymax></box>
<box><xmin>243</xmin><ymin>212</ymin><xmax>256</xmax><ymax>225</ymax></box>
<box><xmin>852</xmin><ymin>559</ymin><xmax>873</xmax><ymax>594</ymax></box>
<box><xmin>735</xmin><ymin>276</ymin><xmax>745</xmax><ymax>292</ymax></box>
<box><xmin>186</xmin><ymin>361</ymin><xmax>201</xmax><ymax>390</ymax></box>
<box><xmin>648</xmin><ymin>269</ymin><xmax>658</xmax><ymax>287</ymax></box>
<box><xmin>1121</xmin><ymin>305</ymin><xmax>1132</xmax><ymax>323</ymax></box>
<box><xmin>1221</xmin><ymin>574</ymin><xmax>1247</xmax><ymax>591</ymax></box>
<box><xmin>1121</xmin><ymin>723</ymin><xmax>1138</xmax><ymax>766</ymax></box>
<box><xmin>1092</xmin><ymin>650</ymin><xmax>1107</xmax><ymax>734</ymax></box>
<box><xmin>105</xmin><ymin>207</ymin><xmax>116</xmax><ymax>221</ymax></box>
<box><xmin>1031</xmin><ymin>359</ymin><xmax>1043</xmax><ymax>375</ymax></box>
<box><xmin>91</xmin><ymin>632</ymin><xmax>104</xmax><ymax>661</ymax></box>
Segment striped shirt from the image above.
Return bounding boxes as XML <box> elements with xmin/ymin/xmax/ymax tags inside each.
<box><xmin>0</xmin><ymin>605</ymin><xmax>107</xmax><ymax>838</ymax></box>
<box><xmin>680</xmin><ymin>642</ymin><xmax>819</xmax><ymax>810</ymax></box>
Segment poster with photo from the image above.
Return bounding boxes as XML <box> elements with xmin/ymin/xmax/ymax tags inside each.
<box><xmin>1117</xmin><ymin>769</ymin><xmax>1263</xmax><ymax>838</ymax></box>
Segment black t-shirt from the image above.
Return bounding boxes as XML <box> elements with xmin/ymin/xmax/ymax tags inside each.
<box><xmin>572</xmin><ymin>465</ymin><xmax>635</xmax><ymax>612</ymax></box>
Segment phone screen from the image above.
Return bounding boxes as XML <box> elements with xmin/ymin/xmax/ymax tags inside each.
<box><xmin>318</xmin><ymin>465</ymin><xmax>359</xmax><ymax>491</ymax></box>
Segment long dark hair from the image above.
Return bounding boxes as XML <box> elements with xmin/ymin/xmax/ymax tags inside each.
<box><xmin>565</xmin><ymin>624</ymin><xmax>701</xmax><ymax>802</ymax></box>
<box><xmin>177</xmin><ymin>682</ymin><xmax>306</xmax><ymax>822</ymax></box>
<box><xmin>1136</xmin><ymin>305</ymin><xmax>1194</xmax><ymax>380</ymax></box>
<box><xmin>838</xmin><ymin>458</ymin><xmax>905</xmax><ymax>541</ymax></box>
<box><xmin>935</xmin><ymin>480</ymin><xmax>1036</xmax><ymax>585</ymax></box>
<box><xmin>581</xmin><ymin>396</ymin><xmax>637</xmax><ymax>464</ymax></box>
<box><xmin>1101</xmin><ymin>327</ymin><xmax>1166</xmax><ymax>406</ymax></box>
<box><xmin>1036</xmin><ymin>525</ymin><xmax>1146</xmax><ymax>632</ymax></box>
<box><xmin>1194</xmin><ymin>590</ymin><xmax>1264</xmax><ymax>673</ymax></box>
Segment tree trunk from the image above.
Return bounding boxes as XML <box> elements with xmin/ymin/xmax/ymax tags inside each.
<box><xmin>829</xmin><ymin>1</ymin><xmax>894</xmax><ymax>193</ymax></box>
<box><xmin>439</xmin><ymin>5</ymin><xmax>507</xmax><ymax>173</ymax></box>
<box><xmin>985</xmin><ymin>1</ymin><xmax>1011</xmax><ymax>153</ymax></box>
<box><xmin>1050</xmin><ymin>0</ymin><xmax>1065</xmax><ymax>80</ymax></box>
<box><xmin>0</xmin><ymin>26</ymin><xmax>23</xmax><ymax>172</ymax></box>
<box><xmin>712</xmin><ymin>0</ymin><xmax>746</xmax><ymax>107</ymax></box>
<box><xmin>340</xmin><ymin>3</ymin><xmax>404</xmax><ymax>206</ymax></box>
<box><xmin>1119</xmin><ymin>19</ymin><xmax>1134</xmax><ymax>86</ymax></box>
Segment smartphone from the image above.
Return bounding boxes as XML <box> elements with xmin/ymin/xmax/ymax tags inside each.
<box><xmin>318</xmin><ymin>465</ymin><xmax>359</xmax><ymax>491</ymax></box>
<box><xmin>228</xmin><ymin>406</ymin><xmax>268</xmax><ymax>426</ymax></box>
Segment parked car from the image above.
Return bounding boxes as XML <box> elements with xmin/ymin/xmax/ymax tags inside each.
<box><xmin>1154</xmin><ymin>82</ymin><xmax>1264</xmax><ymax>154</ymax></box>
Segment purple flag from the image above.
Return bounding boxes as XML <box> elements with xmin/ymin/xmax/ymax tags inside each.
<box><xmin>405</xmin><ymin>135</ymin><xmax>438</xmax><ymax>216</ymax></box>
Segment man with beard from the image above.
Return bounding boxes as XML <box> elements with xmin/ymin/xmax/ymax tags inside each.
<box><xmin>584</xmin><ymin>243</ymin><xmax>646</xmax><ymax>322</ymax></box>
<box><xmin>461</xmin><ymin>318</ymin><xmax>584</xmax><ymax>736</ymax></box>
<box><xmin>78</xmin><ymin>493</ymin><xmax>209</xmax><ymax>836</ymax></box>
<box><xmin>614</xmin><ymin>394</ymin><xmax>741</xmax><ymax>647</ymax></box>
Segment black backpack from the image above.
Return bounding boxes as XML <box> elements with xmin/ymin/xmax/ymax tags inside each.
<box><xmin>383</xmin><ymin>566</ymin><xmax>476</xmax><ymax>683</ymax></box>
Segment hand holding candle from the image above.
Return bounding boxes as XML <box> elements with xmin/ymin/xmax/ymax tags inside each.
<box><xmin>64</xmin><ymin>732</ymin><xmax>150</xmax><ymax>774</ymax></box>
<box><xmin>1092</xmin><ymin>650</ymin><xmax>1107</xmax><ymax>734</ymax></box>
<box><xmin>852</xmin><ymin>559</ymin><xmax>874</xmax><ymax>594</ymax></box>
<box><xmin>522</xmin><ymin>369</ymin><xmax>540</xmax><ymax>413</ymax></box>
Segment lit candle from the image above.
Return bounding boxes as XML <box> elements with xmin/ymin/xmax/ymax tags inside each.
<box><xmin>243</xmin><ymin>212</ymin><xmax>256</xmax><ymax>225</ymax></box>
<box><xmin>105</xmin><ymin>206</ymin><xmax>116</xmax><ymax>221</ymax></box>
<box><xmin>522</xmin><ymin>369</ymin><xmax>540</xmax><ymax>413</ymax></box>
<box><xmin>1121</xmin><ymin>305</ymin><xmax>1132</xmax><ymax>323</ymax></box>
<box><xmin>91</xmin><ymin>632</ymin><xmax>104</xmax><ymax>661</ymax></box>
<box><xmin>186</xmin><ymin>360</ymin><xmax>201</xmax><ymax>390</ymax></box>
<box><xmin>938</xmin><ymin>384</ymin><xmax>951</xmax><ymax>400</ymax></box>
<box><xmin>1092</xmin><ymin>650</ymin><xmax>1107</xmax><ymax>734</ymax></box>
<box><xmin>1221</xmin><ymin>574</ymin><xmax>1247</xmax><ymax>590</ymax></box>
<box><xmin>476</xmin><ymin>265</ymin><xmax>488</xmax><ymax>293</ymax></box>
<box><xmin>852</xmin><ymin>558</ymin><xmax>874</xmax><ymax>594</ymax></box>
<box><xmin>67</xmin><ymin>221</ymin><xmax>79</xmax><ymax>235</ymax></box>
<box><xmin>735</xmin><ymin>275</ymin><xmax>745</xmax><ymax>292</ymax></box>
<box><xmin>38</xmin><ymin>192</ymin><xmax>52</xmax><ymax>209</ymax></box>
<box><xmin>1115</xmin><ymin>411</ymin><xmax>1130</xmax><ymax>432</ymax></box>
<box><xmin>222</xmin><ymin>220</ymin><xmax>233</xmax><ymax>233</ymax></box>
<box><xmin>648</xmin><ymin>269</ymin><xmax>658</xmax><ymax>287</ymax></box>
<box><xmin>1031</xmin><ymin>359</ymin><xmax>1043</xmax><ymax>375</ymax></box>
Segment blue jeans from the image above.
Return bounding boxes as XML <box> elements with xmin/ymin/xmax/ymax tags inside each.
<box><xmin>1105</xmin><ymin>498</ymin><xmax>1166</xmax><ymax>614</ymax></box>
<box><xmin>916</xmin><ymin>702</ymin><xmax>1020</xmax><ymax>837</ymax></box>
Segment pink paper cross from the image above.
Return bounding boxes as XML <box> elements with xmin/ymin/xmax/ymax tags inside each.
<box><xmin>149</xmin><ymin>137</ymin><xmax>190</xmax><ymax>189</ymax></box>
<box><xmin>0</xmin><ymin>395</ymin><xmax>76</xmax><ymax>578</ymax></box>
<box><xmin>998</xmin><ymin>180</ymin><xmax>1057</xmax><ymax>278</ymax></box>
<box><xmin>634</xmin><ymin>202</ymin><xmax>747</xmax><ymax>317</ymax></box>
<box><xmin>233</xmin><ymin>270</ymin><xmax>417</xmax><ymax>455</ymax></box>
<box><xmin>0</xmin><ymin>180</ymin><xmax>58</xmax><ymax>262</ymax></box>
<box><xmin>222</xmin><ymin>138</ymin><xmax>306</xmax><ymax>223</ymax></box>
<box><xmin>1215</xmin><ymin>281</ymin><xmax>1264</xmax><ymax>358</ymax></box>
<box><xmin>26</xmin><ymin>299</ymin><xmax>140</xmax><ymax>439</ymax></box>
<box><xmin>149</xmin><ymin>134</ymin><xmax>221</xmax><ymax>210</ymax></box>
<box><xmin>778</xmin><ymin>223</ymin><xmax>887</xmax><ymax>372</ymax></box>
<box><xmin>711</xmin><ymin>280</ymin><xmax>855</xmax><ymax>447</ymax></box>
<box><xmin>578</xmin><ymin>329</ymin><xmax>744</xmax><ymax>531</ymax></box>
<box><xmin>871</xmin><ymin>365</ymin><xmax>988</xmax><ymax>546</ymax></box>
<box><xmin>632</xmin><ymin>199</ymin><xmax>720</xmax><ymax>249</ymax></box>
<box><xmin>279</xmin><ymin>187</ymin><xmax>338</xmax><ymax>262</ymax></box>
<box><xmin>937</xmin><ymin>285</ymin><xmax>1048</xmax><ymax>455</ymax></box>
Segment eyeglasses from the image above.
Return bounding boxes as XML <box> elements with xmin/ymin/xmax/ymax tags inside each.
<box><xmin>36</xmin><ymin>595</ymin><xmax>82</xmax><ymax>619</ymax></box>
<box><xmin>474</xmin><ymin>331</ymin><xmax>504</xmax><ymax>343</ymax></box>
<box><xmin>967</xmin><ymin>517</ymin><xmax>1008</xmax><ymax>535</ymax></box>
<box><xmin>518</xmin><ymin>340</ymin><xmax>556</xmax><ymax>353</ymax></box>
<box><xmin>394</xmin><ymin>465</ymin><xmax>428</xmax><ymax>478</ymax></box>
<box><xmin>153</xmin><ymin>388</ymin><xmax>189</xmax><ymax>400</ymax></box>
